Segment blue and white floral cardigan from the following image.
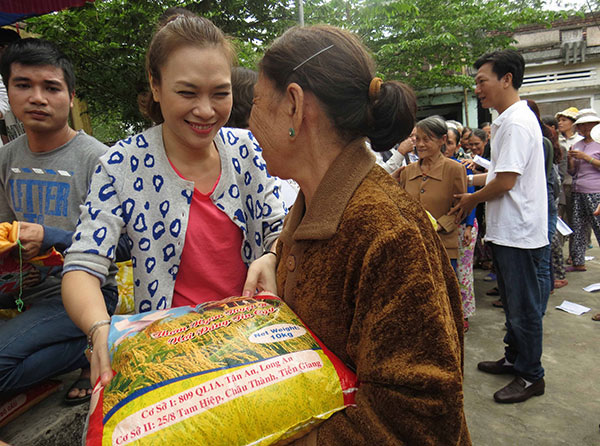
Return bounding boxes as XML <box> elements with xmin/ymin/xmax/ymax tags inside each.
<box><xmin>64</xmin><ymin>125</ymin><xmax>289</xmax><ymax>312</ymax></box>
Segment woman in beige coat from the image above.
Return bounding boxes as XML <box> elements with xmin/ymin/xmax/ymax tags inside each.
<box><xmin>399</xmin><ymin>116</ymin><xmax>467</xmax><ymax>268</ymax></box>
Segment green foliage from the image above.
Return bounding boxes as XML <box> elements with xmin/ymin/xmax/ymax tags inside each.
<box><xmin>25</xmin><ymin>0</ymin><xmax>574</xmax><ymax>139</ymax></box>
<box><xmin>28</xmin><ymin>0</ymin><xmax>297</xmax><ymax>139</ymax></box>
<box><xmin>304</xmin><ymin>0</ymin><xmax>558</xmax><ymax>90</ymax></box>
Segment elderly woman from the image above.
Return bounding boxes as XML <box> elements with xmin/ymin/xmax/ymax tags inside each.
<box><xmin>566</xmin><ymin>108</ymin><xmax>600</xmax><ymax>271</ymax></box>
<box><xmin>446</xmin><ymin>125</ymin><xmax>466</xmax><ymax>160</ymax></box>
<box><xmin>556</xmin><ymin>107</ymin><xmax>583</xmax><ymax>265</ymax></box>
<box><xmin>245</xmin><ymin>25</ymin><xmax>470</xmax><ymax>445</ymax></box>
<box><xmin>399</xmin><ymin>117</ymin><xmax>468</xmax><ymax>270</ymax></box>
<box><xmin>469</xmin><ymin>128</ymin><xmax>488</xmax><ymax>162</ymax></box>
<box><xmin>460</xmin><ymin>127</ymin><xmax>473</xmax><ymax>154</ymax></box>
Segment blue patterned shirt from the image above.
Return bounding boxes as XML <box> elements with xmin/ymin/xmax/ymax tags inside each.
<box><xmin>63</xmin><ymin>125</ymin><xmax>288</xmax><ymax>312</ymax></box>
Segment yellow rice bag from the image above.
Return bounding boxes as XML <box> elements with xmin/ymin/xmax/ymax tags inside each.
<box><xmin>86</xmin><ymin>293</ymin><xmax>357</xmax><ymax>445</ymax></box>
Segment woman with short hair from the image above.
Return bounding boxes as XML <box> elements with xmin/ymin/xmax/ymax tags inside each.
<box><xmin>399</xmin><ymin>116</ymin><xmax>468</xmax><ymax>270</ymax></box>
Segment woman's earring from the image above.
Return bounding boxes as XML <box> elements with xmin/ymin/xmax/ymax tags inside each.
<box><xmin>289</xmin><ymin>128</ymin><xmax>295</xmax><ymax>137</ymax></box>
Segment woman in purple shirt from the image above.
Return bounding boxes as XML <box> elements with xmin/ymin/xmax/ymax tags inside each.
<box><xmin>566</xmin><ymin>109</ymin><xmax>600</xmax><ymax>271</ymax></box>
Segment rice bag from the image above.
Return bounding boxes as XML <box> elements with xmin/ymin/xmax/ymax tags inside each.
<box><xmin>86</xmin><ymin>293</ymin><xmax>357</xmax><ymax>446</ymax></box>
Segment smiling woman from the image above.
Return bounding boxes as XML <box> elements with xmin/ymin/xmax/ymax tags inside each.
<box><xmin>61</xmin><ymin>14</ymin><xmax>288</xmax><ymax>389</ymax></box>
<box><xmin>399</xmin><ymin>116</ymin><xmax>467</xmax><ymax>264</ymax></box>
<box><xmin>147</xmin><ymin>45</ymin><xmax>233</xmax><ymax>190</ymax></box>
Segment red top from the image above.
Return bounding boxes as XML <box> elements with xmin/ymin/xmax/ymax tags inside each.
<box><xmin>170</xmin><ymin>164</ymin><xmax>247</xmax><ymax>306</ymax></box>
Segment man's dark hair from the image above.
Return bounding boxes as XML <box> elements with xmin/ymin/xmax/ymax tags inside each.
<box><xmin>0</xmin><ymin>38</ymin><xmax>75</xmax><ymax>95</ymax></box>
<box><xmin>474</xmin><ymin>49</ymin><xmax>525</xmax><ymax>90</ymax></box>
<box><xmin>0</xmin><ymin>28</ymin><xmax>20</xmax><ymax>45</ymax></box>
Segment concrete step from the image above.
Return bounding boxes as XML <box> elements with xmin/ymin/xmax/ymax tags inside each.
<box><xmin>0</xmin><ymin>371</ymin><xmax>87</xmax><ymax>446</ymax></box>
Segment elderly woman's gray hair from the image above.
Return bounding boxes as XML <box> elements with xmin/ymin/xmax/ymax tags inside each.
<box><xmin>416</xmin><ymin>116</ymin><xmax>448</xmax><ymax>139</ymax></box>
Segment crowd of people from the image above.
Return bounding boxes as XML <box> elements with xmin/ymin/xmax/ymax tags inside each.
<box><xmin>0</xmin><ymin>7</ymin><xmax>598</xmax><ymax>444</ymax></box>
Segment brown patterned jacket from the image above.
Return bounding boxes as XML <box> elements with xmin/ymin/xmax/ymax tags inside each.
<box><xmin>277</xmin><ymin>142</ymin><xmax>471</xmax><ymax>446</ymax></box>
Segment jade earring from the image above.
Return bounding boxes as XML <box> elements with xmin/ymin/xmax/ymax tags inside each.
<box><xmin>289</xmin><ymin>128</ymin><xmax>295</xmax><ymax>137</ymax></box>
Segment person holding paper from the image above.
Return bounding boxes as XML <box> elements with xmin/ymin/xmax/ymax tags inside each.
<box><xmin>566</xmin><ymin>108</ymin><xmax>600</xmax><ymax>272</ymax></box>
<box><xmin>469</xmin><ymin>128</ymin><xmax>488</xmax><ymax>160</ymax></box>
<box><xmin>556</xmin><ymin>107</ymin><xmax>583</xmax><ymax>266</ymax></box>
<box><xmin>450</xmin><ymin>49</ymin><xmax>548</xmax><ymax>404</ymax></box>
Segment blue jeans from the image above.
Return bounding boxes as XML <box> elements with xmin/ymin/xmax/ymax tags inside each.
<box><xmin>450</xmin><ymin>258</ymin><xmax>458</xmax><ymax>274</ymax></box>
<box><xmin>491</xmin><ymin>243</ymin><xmax>545</xmax><ymax>382</ymax></box>
<box><xmin>0</xmin><ymin>285</ymin><xmax>117</xmax><ymax>394</ymax></box>
<box><xmin>538</xmin><ymin>189</ymin><xmax>557</xmax><ymax>315</ymax></box>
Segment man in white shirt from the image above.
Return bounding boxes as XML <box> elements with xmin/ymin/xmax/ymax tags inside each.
<box><xmin>451</xmin><ymin>49</ymin><xmax>548</xmax><ymax>404</ymax></box>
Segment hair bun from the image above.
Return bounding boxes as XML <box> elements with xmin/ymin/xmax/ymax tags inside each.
<box><xmin>367</xmin><ymin>81</ymin><xmax>416</xmax><ymax>152</ymax></box>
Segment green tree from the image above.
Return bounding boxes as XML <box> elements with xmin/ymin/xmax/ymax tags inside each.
<box><xmin>303</xmin><ymin>0</ymin><xmax>560</xmax><ymax>90</ymax></box>
<box><xmin>27</xmin><ymin>0</ymin><xmax>577</xmax><ymax>141</ymax></box>
<box><xmin>28</xmin><ymin>0</ymin><xmax>297</xmax><ymax>141</ymax></box>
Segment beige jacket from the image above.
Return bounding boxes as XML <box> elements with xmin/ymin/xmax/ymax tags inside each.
<box><xmin>399</xmin><ymin>156</ymin><xmax>467</xmax><ymax>259</ymax></box>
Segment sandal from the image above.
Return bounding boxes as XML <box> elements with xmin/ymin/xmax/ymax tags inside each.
<box><xmin>565</xmin><ymin>265</ymin><xmax>587</xmax><ymax>272</ymax></box>
<box><xmin>486</xmin><ymin>287</ymin><xmax>500</xmax><ymax>296</ymax></box>
<box><xmin>483</xmin><ymin>273</ymin><xmax>497</xmax><ymax>282</ymax></box>
<box><xmin>554</xmin><ymin>279</ymin><xmax>568</xmax><ymax>289</ymax></box>
<box><xmin>64</xmin><ymin>377</ymin><xmax>92</xmax><ymax>406</ymax></box>
<box><xmin>492</xmin><ymin>299</ymin><xmax>503</xmax><ymax>308</ymax></box>
<box><xmin>592</xmin><ymin>313</ymin><xmax>600</xmax><ymax>322</ymax></box>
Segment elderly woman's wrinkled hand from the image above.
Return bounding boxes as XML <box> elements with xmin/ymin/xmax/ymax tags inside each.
<box><xmin>242</xmin><ymin>252</ymin><xmax>278</xmax><ymax>297</ymax></box>
<box><xmin>277</xmin><ymin>429</ymin><xmax>318</xmax><ymax>446</ymax></box>
<box><xmin>460</xmin><ymin>159</ymin><xmax>477</xmax><ymax>171</ymax></box>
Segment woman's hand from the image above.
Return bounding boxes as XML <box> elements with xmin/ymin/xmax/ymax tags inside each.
<box><xmin>460</xmin><ymin>159</ymin><xmax>477</xmax><ymax>171</ymax></box>
<box><xmin>568</xmin><ymin>149</ymin><xmax>589</xmax><ymax>161</ymax></box>
<box><xmin>242</xmin><ymin>253</ymin><xmax>278</xmax><ymax>297</ymax></box>
<box><xmin>391</xmin><ymin>165</ymin><xmax>406</xmax><ymax>181</ymax></box>
<box><xmin>278</xmin><ymin>429</ymin><xmax>318</xmax><ymax>446</ymax></box>
<box><xmin>88</xmin><ymin>324</ymin><xmax>114</xmax><ymax>387</ymax></box>
<box><xmin>463</xmin><ymin>225</ymin><xmax>473</xmax><ymax>246</ymax></box>
<box><xmin>570</xmin><ymin>151</ymin><xmax>597</xmax><ymax>166</ymax></box>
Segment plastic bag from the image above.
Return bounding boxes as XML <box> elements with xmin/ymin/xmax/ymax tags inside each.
<box><xmin>0</xmin><ymin>221</ymin><xmax>63</xmax><ymax>301</ymax></box>
<box><xmin>86</xmin><ymin>294</ymin><xmax>357</xmax><ymax>445</ymax></box>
